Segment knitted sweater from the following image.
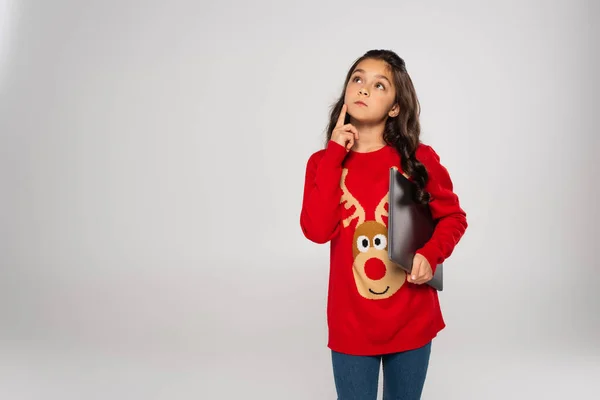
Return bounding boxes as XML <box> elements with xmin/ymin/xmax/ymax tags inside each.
<box><xmin>300</xmin><ymin>140</ymin><xmax>468</xmax><ymax>355</ymax></box>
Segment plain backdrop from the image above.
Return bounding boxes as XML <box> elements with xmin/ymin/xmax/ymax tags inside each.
<box><xmin>1</xmin><ymin>0</ymin><xmax>599</xmax><ymax>399</ymax></box>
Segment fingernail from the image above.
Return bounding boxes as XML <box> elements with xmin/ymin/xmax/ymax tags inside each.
<box><xmin>412</xmin><ymin>275</ymin><xmax>416</xmax><ymax>280</ymax></box>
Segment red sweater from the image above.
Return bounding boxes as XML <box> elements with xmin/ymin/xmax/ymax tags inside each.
<box><xmin>300</xmin><ymin>140</ymin><xmax>467</xmax><ymax>356</ymax></box>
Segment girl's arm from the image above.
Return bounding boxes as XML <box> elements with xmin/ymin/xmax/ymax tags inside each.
<box><xmin>415</xmin><ymin>144</ymin><xmax>468</xmax><ymax>272</ymax></box>
<box><xmin>300</xmin><ymin>141</ymin><xmax>347</xmax><ymax>243</ymax></box>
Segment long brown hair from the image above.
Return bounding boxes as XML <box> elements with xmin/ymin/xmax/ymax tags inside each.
<box><xmin>325</xmin><ymin>49</ymin><xmax>430</xmax><ymax>204</ymax></box>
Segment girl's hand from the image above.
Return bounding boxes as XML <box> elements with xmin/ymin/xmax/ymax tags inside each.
<box><xmin>407</xmin><ymin>254</ymin><xmax>433</xmax><ymax>285</ymax></box>
<box><xmin>330</xmin><ymin>104</ymin><xmax>359</xmax><ymax>151</ymax></box>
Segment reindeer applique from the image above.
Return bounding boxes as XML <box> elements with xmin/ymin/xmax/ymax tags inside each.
<box><xmin>340</xmin><ymin>167</ymin><xmax>406</xmax><ymax>300</ymax></box>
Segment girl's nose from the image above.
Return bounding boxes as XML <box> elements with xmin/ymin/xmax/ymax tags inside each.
<box><xmin>359</xmin><ymin>87</ymin><xmax>369</xmax><ymax>96</ymax></box>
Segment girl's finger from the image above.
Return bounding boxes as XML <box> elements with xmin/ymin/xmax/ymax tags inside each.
<box><xmin>346</xmin><ymin>125</ymin><xmax>359</xmax><ymax>140</ymax></box>
<box><xmin>410</xmin><ymin>262</ymin><xmax>420</xmax><ymax>282</ymax></box>
<box><xmin>335</xmin><ymin>104</ymin><xmax>347</xmax><ymax>128</ymax></box>
<box><xmin>345</xmin><ymin>135</ymin><xmax>354</xmax><ymax>151</ymax></box>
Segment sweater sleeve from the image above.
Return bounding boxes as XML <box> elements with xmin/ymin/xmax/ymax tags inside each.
<box><xmin>415</xmin><ymin>145</ymin><xmax>468</xmax><ymax>272</ymax></box>
<box><xmin>300</xmin><ymin>141</ymin><xmax>348</xmax><ymax>244</ymax></box>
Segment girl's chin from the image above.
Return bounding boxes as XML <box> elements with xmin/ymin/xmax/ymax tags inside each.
<box><xmin>349</xmin><ymin>115</ymin><xmax>386</xmax><ymax>125</ymax></box>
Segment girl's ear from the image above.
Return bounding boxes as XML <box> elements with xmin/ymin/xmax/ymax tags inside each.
<box><xmin>389</xmin><ymin>103</ymin><xmax>400</xmax><ymax>118</ymax></box>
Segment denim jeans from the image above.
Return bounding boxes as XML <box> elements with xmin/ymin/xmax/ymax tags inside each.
<box><xmin>331</xmin><ymin>341</ymin><xmax>432</xmax><ymax>400</ymax></box>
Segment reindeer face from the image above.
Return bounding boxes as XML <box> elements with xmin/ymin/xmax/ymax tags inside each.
<box><xmin>350</xmin><ymin>221</ymin><xmax>406</xmax><ymax>299</ymax></box>
<box><xmin>340</xmin><ymin>168</ymin><xmax>406</xmax><ymax>300</ymax></box>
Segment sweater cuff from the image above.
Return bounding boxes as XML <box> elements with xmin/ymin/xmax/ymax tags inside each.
<box><xmin>320</xmin><ymin>140</ymin><xmax>348</xmax><ymax>168</ymax></box>
<box><xmin>416</xmin><ymin>245</ymin><xmax>441</xmax><ymax>275</ymax></box>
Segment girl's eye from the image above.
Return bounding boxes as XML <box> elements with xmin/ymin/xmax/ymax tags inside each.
<box><xmin>352</xmin><ymin>76</ymin><xmax>385</xmax><ymax>90</ymax></box>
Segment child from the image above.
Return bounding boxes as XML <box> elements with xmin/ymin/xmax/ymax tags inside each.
<box><xmin>299</xmin><ymin>49</ymin><xmax>468</xmax><ymax>399</ymax></box>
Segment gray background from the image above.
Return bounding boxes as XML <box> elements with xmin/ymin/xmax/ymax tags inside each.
<box><xmin>1</xmin><ymin>0</ymin><xmax>599</xmax><ymax>399</ymax></box>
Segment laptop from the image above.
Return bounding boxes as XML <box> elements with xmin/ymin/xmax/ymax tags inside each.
<box><xmin>387</xmin><ymin>167</ymin><xmax>443</xmax><ymax>291</ymax></box>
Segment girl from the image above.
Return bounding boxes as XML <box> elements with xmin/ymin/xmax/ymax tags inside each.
<box><xmin>300</xmin><ymin>49</ymin><xmax>468</xmax><ymax>399</ymax></box>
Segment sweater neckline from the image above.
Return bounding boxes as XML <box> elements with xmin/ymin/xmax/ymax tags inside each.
<box><xmin>348</xmin><ymin>144</ymin><xmax>391</xmax><ymax>157</ymax></box>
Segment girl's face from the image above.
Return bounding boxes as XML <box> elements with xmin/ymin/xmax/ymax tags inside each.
<box><xmin>344</xmin><ymin>58</ymin><xmax>399</xmax><ymax>124</ymax></box>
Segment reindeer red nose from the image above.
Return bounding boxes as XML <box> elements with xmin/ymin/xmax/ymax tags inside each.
<box><xmin>364</xmin><ymin>258</ymin><xmax>386</xmax><ymax>280</ymax></box>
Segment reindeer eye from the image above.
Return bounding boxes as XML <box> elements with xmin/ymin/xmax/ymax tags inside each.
<box><xmin>373</xmin><ymin>234</ymin><xmax>387</xmax><ymax>250</ymax></box>
<box><xmin>356</xmin><ymin>235</ymin><xmax>370</xmax><ymax>252</ymax></box>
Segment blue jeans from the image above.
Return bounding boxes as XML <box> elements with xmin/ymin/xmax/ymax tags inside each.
<box><xmin>331</xmin><ymin>341</ymin><xmax>432</xmax><ymax>400</ymax></box>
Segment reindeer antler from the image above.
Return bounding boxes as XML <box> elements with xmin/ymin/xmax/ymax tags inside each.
<box><xmin>374</xmin><ymin>166</ymin><xmax>406</xmax><ymax>224</ymax></box>
<box><xmin>340</xmin><ymin>168</ymin><xmax>366</xmax><ymax>228</ymax></box>
<box><xmin>375</xmin><ymin>193</ymin><xmax>388</xmax><ymax>225</ymax></box>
